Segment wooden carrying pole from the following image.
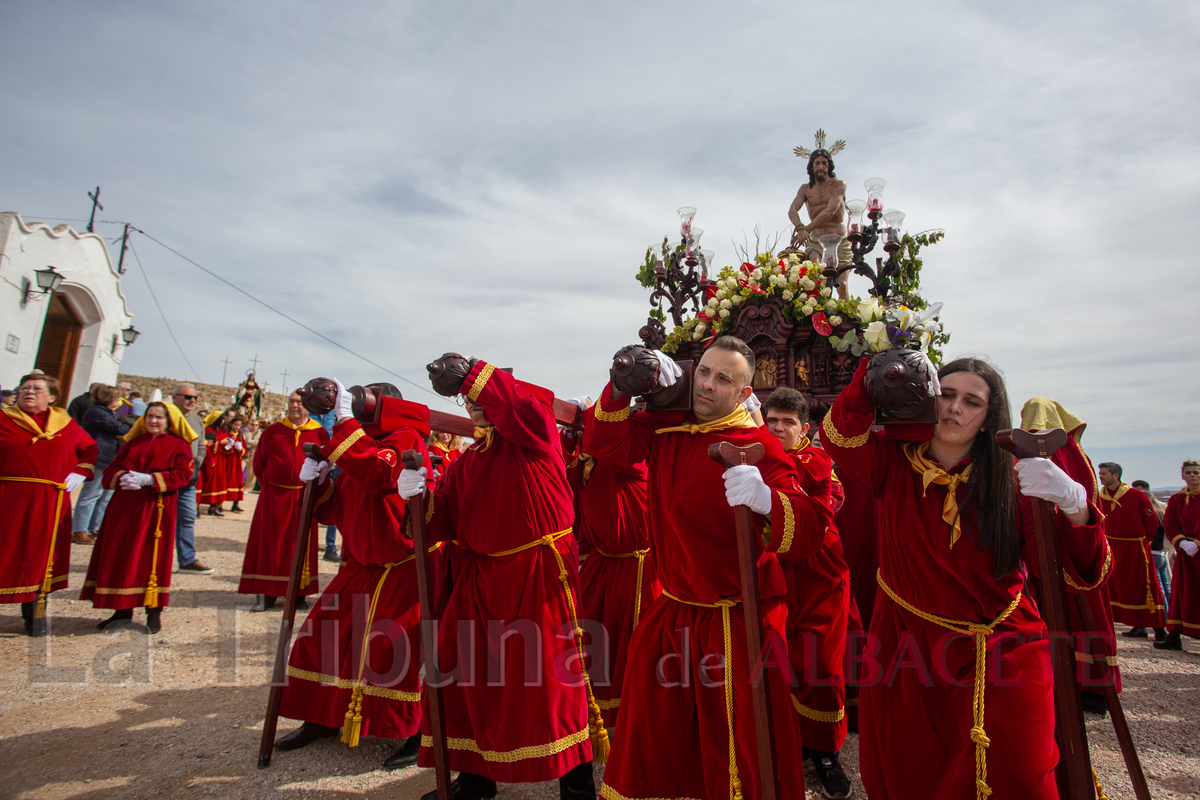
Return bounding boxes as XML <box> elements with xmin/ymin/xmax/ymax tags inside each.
<box><xmin>1070</xmin><ymin>593</ymin><xmax>1153</xmax><ymax>800</ymax></box>
<box><xmin>995</xmin><ymin>428</ymin><xmax>1094</xmax><ymax>800</ymax></box>
<box><xmin>401</xmin><ymin>449</ymin><xmax>451</xmax><ymax>800</ymax></box>
<box><xmin>257</xmin><ymin>443</ymin><xmax>322</xmax><ymax>768</ymax></box>
<box><xmin>707</xmin><ymin>440</ymin><xmax>779</xmax><ymax>800</ymax></box>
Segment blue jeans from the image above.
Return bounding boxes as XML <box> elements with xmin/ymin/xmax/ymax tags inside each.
<box><xmin>325</xmin><ymin>466</ymin><xmax>342</xmax><ymax>550</ymax></box>
<box><xmin>176</xmin><ymin>476</ymin><xmax>199</xmax><ymax>567</ymax></box>
<box><xmin>72</xmin><ymin>475</ymin><xmax>113</xmax><ymax>533</ymax></box>
<box><xmin>1153</xmin><ymin>550</ymin><xmax>1171</xmax><ymax>608</ymax></box>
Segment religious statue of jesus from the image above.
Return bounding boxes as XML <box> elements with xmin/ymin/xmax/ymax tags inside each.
<box><xmin>788</xmin><ymin>130</ymin><xmax>851</xmax><ymax>300</ymax></box>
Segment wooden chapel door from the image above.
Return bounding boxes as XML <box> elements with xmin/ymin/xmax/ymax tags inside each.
<box><xmin>33</xmin><ymin>293</ymin><xmax>84</xmax><ymax>400</ymax></box>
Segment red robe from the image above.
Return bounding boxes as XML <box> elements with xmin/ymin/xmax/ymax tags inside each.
<box><xmin>1031</xmin><ymin>436</ymin><xmax>1120</xmax><ymax>692</ymax></box>
<box><xmin>823</xmin><ymin>362</ymin><xmax>1109</xmax><ymax>800</ymax></box>
<box><xmin>223</xmin><ymin>432</ymin><xmax>247</xmax><ymax>501</ymax></box>
<box><xmin>198</xmin><ymin>428</ymin><xmax>228</xmax><ymax>504</ymax></box>
<box><xmin>781</xmin><ymin>438</ymin><xmax>851</xmax><ymax>754</ymax></box>
<box><xmin>417</xmin><ymin>361</ymin><xmax>593</xmax><ymax>783</ymax></box>
<box><xmin>0</xmin><ymin>407</ymin><xmax>96</xmax><ymax>602</ymax></box>
<box><xmin>279</xmin><ymin>406</ymin><xmax>436</xmax><ymax>743</ymax></box>
<box><xmin>585</xmin><ymin>386</ymin><xmax>832</xmax><ymax>800</ymax></box>
<box><xmin>1165</xmin><ymin>490</ymin><xmax>1200</xmax><ymax>638</ymax></box>
<box><xmin>567</xmin><ymin>433</ymin><xmax>659</xmax><ymax>728</ymax></box>
<box><xmin>238</xmin><ymin>419</ymin><xmax>329</xmax><ymax>597</ymax></box>
<box><xmin>1101</xmin><ymin>483</ymin><xmax>1166</xmax><ymax>628</ymax></box>
<box><xmin>81</xmin><ymin>433</ymin><xmax>194</xmax><ymax>609</ymax></box>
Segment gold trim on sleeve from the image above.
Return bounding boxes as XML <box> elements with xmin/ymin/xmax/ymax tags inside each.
<box><xmin>821</xmin><ymin>414</ymin><xmax>869</xmax><ymax>448</ymax></box>
<box><xmin>327</xmin><ymin>428</ymin><xmax>366</xmax><ymax>465</ymax></box>
<box><xmin>1063</xmin><ymin>543</ymin><xmax>1112</xmax><ymax>592</ymax></box>
<box><xmin>774</xmin><ymin>490</ymin><xmax>795</xmax><ymax>554</ymax></box>
<box><xmin>791</xmin><ymin>694</ymin><xmax>846</xmax><ymax>723</ymax></box>
<box><xmin>467</xmin><ymin>363</ymin><xmax>496</xmax><ymax>403</ymax></box>
<box><xmin>154</xmin><ymin>472</ymin><xmax>167</xmax><ymax>493</ymax></box>
<box><xmin>594</xmin><ymin>403</ymin><xmax>631</xmax><ymax>422</ymax></box>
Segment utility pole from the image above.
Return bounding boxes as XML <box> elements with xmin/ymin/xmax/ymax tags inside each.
<box><xmin>221</xmin><ymin>356</ymin><xmax>233</xmax><ymax>386</ymax></box>
<box><xmin>86</xmin><ymin>187</ymin><xmax>103</xmax><ymax>233</ymax></box>
<box><xmin>115</xmin><ymin>223</ymin><xmax>132</xmax><ymax>274</ymax></box>
<box><xmin>280</xmin><ymin>368</ymin><xmax>290</xmax><ymax>396</ymax></box>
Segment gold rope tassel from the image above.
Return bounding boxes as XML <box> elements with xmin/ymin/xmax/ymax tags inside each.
<box><xmin>143</xmin><ymin>496</ymin><xmax>166</xmax><ymax>608</ymax></box>
<box><xmin>545</xmin><ymin>535</ymin><xmax>610</xmax><ymax>764</ymax></box>
<box><xmin>877</xmin><ymin>570</ymin><xmax>1021</xmax><ymax>800</ymax></box>
<box><xmin>341</xmin><ymin>562</ymin><xmax>395</xmax><ymax>747</ymax></box>
<box><xmin>1092</xmin><ymin>769</ymin><xmax>1108</xmax><ymax>800</ymax></box>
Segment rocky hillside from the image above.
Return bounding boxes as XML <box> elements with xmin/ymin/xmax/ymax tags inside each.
<box><xmin>117</xmin><ymin>374</ymin><xmax>289</xmax><ymax>420</ymax></box>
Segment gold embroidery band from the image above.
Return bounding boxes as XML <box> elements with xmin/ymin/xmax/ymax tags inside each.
<box><xmin>420</xmin><ymin>727</ymin><xmax>589</xmax><ymax>764</ymax></box>
<box><xmin>287</xmin><ymin>666</ymin><xmax>421</xmax><ymax>702</ymax></box>
<box><xmin>1073</xmin><ymin>652</ymin><xmax>1119</xmax><ymax>666</ymax></box>
<box><xmin>594</xmin><ymin>404</ymin><xmax>630</xmax><ymax>423</ymax></box>
<box><xmin>821</xmin><ymin>414</ymin><xmax>869</xmax><ymax>449</ymax></box>
<box><xmin>327</xmin><ymin>428</ymin><xmax>366</xmax><ymax>465</ymax></box>
<box><xmin>775</xmin><ymin>491</ymin><xmax>794</xmax><ymax>554</ymax></box>
<box><xmin>467</xmin><ymin>363</ymin><xmax>496</xmax><ymax>403</ymax></box>
<box><xmin>1063</xmin><ymin>545</ymin><xmax>1112</xmax><ymax>592</ymax></box>
<box><xmin>600</xmin><ymin>785</ymin><xmax>703</xmax><ymax>800</ymax></box>
<box><xmin>790</xmin><ymin>694</ymin><xmax>845</xmax><ymax>723</ymax></box>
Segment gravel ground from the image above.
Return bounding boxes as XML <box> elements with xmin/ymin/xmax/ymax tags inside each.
<box><xmin>1</xmin><ymin>493</ymin><xmax>1196</xmax><ymax>799</ymax></box>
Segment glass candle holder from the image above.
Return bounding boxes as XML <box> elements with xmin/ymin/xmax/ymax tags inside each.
<box><xmin>864</xmin><ymin>178</ymin><xmax>887</xmax><ymax>220</ymax></box>
<box><xmin>882</xmin><ymin>209</ymin><xmax>905</xmax><ymax>253</ymax></box>
<box><xmin>678</xmin><ymin>206</ymin><xmax>697</xmax><ymax>238</ymax></box>
<box><xmin>846</xmin><ymin>199</ymin><xmax>867</xmax><ymax>241</ymax></box>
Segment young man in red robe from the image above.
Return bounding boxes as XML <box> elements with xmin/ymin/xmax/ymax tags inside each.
<box><xmin>583</xmin><ymin>337</ymin><xmax>832</xmax><ymax>800</ymax></box>
<box><xmin>562</xmin><ymin>398</ymin><xmax>659</xmax><ymax>729</ymax></box>
<box><xmin>827</xmin><ymin>361</ymin><xmax>1108</xmax><ymax>800</ymax></box>
<box><xmin>1</xmin><ymin>373</ymin><xmax>96</xmax><ymax>635</ymax></box>
<box><xmin>273</xmin><ymin>382</ymin><xmax>435</xmax><ymax>770</ymax></box>
<box><xmin>239</xmin><ymin>392</ymin><xmax>329</xmax><ymax>612</ymax></box>
<box><xmin>1021</xmin><ymin>397</ymin><xmax>1119</xmax><ymax>715</ymax></box>
<box><xmin>1097</xmin><ymin>461</ymin><xmax>1167</xmax><ymax>640</ymax></box>
<box><xmin>1158</xmin><ymin>459</ymin><xmax>1200</xmax><ymax>651</ymax></box>
<box><xmin>397</xmin><ymin>357</ymin><xmax>603</xmax><ymax>800</ymax></box>
<box><xmin>762</xmin><ymin>387</ymin><xmax>853</xmax><ymax>800</ymax></box>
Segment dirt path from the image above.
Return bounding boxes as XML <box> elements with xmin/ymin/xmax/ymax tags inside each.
<box><xmin>1</xmin><ymin>494</ymin><xmax>1197</xmax><ymax>799</ymax></box>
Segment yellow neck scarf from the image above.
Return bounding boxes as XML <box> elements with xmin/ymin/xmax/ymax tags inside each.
<box><xmin>1177</xmin><ymin>486</ymin><xmax>1200</xmax><ymax>505</ymax></box>
<box><xmin>787</xmin><ymin>436</ymin><xmax>812</xmax><ymax>454</ymax></box>
<box><xmin>904</xmin><ymin>441</ymin><xmax>973</xmax><ymax>547</ymax></box>
<box><xmin>473</xmin><ymin>426</ymin><xmax>495</xmax><ymax>452</ymax></box>
<box><xmin>655</xmin><ymin>405</ymin><xmax>757</xmax><ymax>436</ymax></box>
<box><xmin>1100</xmin><ymin>483</ymin><xmax>1130</xmax><ymax>508</ymax></box>
<box><xmin>3</xmin><ymin>406</ymin><xmax>73</xmax><ymax>444</ymax></box>
<box><xmin>280</xmin><ymin>416</ymin><xmax>322</xmax><ymax>446</ymax></box>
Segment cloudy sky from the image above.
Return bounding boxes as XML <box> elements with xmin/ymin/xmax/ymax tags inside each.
<box><xmin>3</xmin><ymin>2</ymin><xmax>1197</xmax><ymax>485</ymax></box>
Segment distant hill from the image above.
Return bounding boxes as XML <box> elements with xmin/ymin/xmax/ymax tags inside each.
<box><xmin>118</xmin><ymin>374</ymin><xmax>289</xmax><ymax>421</ymax></box>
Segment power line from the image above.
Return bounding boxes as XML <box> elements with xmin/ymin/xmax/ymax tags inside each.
<box><xmin>128</xmin><ymin>241</ymin><xmax>203</xmax><ymax>383</ymax></box>
<box><xmin>131</xmin><ymin>228</ymin><xmax>442</xmax><ymax>400</ymax></box>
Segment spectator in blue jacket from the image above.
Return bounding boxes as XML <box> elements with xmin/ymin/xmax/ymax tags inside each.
<box><xmin>71</xmin><ymin>384</ymin><xmax>133</xmax><ymax>544</ymax></box>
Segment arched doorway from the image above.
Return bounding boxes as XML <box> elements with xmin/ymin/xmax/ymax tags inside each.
<box><xmin>34</xmin><ymin>293</ymin><xmax>85</xmax><ymax>399</ymax></box>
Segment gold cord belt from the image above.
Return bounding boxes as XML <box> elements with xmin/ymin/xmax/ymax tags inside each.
<box><xmin>876</xmin><ymin>570</ymin><xmax>1022</xmax><ymax>800</ymax></box>
<box><xmin>662</xmin><ymin>589</ymin><xmax>745</xmax><ymax>800</ymax></box>
<box><xmin>472</xmin><ymin>528</ymin><xmax>610</xmax><ymax>763</ymax></box>
<box><xmin>0</xmin><ymin>476</ymin><xmax>67</xmax><ymax>593</ymax></box>
<box><xmin>595</xmin><ymin>547</ymin><xmax>651</xmax><ymax>627</ymax></box>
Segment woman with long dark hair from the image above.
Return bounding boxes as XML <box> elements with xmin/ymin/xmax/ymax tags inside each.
<box><xmin>81</xmin><ymin>402</ymin><xmax>195</xmax><ymax>633</ymax></box>
<box><xmin>821</xmin><ymin>356</ymin><xmax>1108</xmax><ymax>799</ymax></box>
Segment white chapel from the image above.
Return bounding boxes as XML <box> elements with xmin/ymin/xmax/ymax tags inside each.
<box><xmin>0</xmin><ymin>212</ymin><xmax>135</xmax><ymax>398</ymax></box>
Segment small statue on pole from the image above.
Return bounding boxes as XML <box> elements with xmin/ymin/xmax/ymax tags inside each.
<box><xmin>788</xmin><ymin>130</ymin><xmax>851</xmax><ymax>300</ymax></box>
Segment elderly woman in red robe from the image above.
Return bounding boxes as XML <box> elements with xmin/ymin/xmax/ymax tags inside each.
<box><xmin>81</xmin><ymin>401</ymin><xmax>195</xmax><ymax>633</ymax></box>
<box><xmin>1</xmin><ymin>372</ymin><xmax>96</xmax><ymax>635</ymax></box>
<box><xmin>822</xmin><ymin>357</ymin><xmax>1108</xmax><ymax>800</ymax></box>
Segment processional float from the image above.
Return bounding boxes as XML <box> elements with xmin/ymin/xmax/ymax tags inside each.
<box><xmin>257</xmin><ymin>130</ymin><xmax>1149</xmax><ymax>800</ymax></box>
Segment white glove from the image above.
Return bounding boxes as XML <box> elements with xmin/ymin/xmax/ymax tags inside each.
<box><xmin>653</xmin><ymin>350</ymin><xmax>683</xmax><ymax>388</ymax></box>
<box><xmin>916</xmin><ymin>350</ymin><xmax>941</xmax><ymax>398</ymax></box>
<box><xmin>119</xmin><ymin>471</ymin><xmax>154</xmax><ymax>490</ymax></box>
<box><xmin>723</xmin><ymin>465</ymin><xmax>773</xmax><ymax>515</ymax></box>
<box><xmin>223</xmin><ymin>441</ymin><xmax>234</xmax><ymax>451</ymax></box>
<box><xmin>63</xmin><ymin>473</ymin><xmax>86</xmax><ymax>493</ymax></box>
<box><xmin>566</xmin><ymin>396</ymin><xmax>593</xmax><ymax>411</ymax></box>
<box><xmin>397</xmin><ymin>467</ymin><xmax>427</xmax><ymax>499</ymax></box>
<box><xmin>233</xmin><ymin>440</ymin><xmax>244</xmax><ymax>452</ymax></box>
<box><xmin>333</xmin><ymin>378</ymin><xmax>354</xmax><ymax>421</ymax></box>
<box><xmin>742</xmin><ymin>393</ymin><xmax>762</xmax><ymax>415</ymax></box>
<box><xmin>299</xmin><ymin>458</ymin><xmax>329</xmax><ymax>483</ymax></box>
<box><xmin>1181</xmin><ymin>540</ymin><xmax>1200</xmax><ymax>557</ymax></box>
<box><xmin>1015</xmin><ymin>458</ymin><xmax>1086</xmax><ymax>514</ymax></box>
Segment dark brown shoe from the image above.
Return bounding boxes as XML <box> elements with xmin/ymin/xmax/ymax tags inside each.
<box><xmin>274</xmin><ymin>721</ymin><xmax>339</xmax><ymax>751</ymax></box>
<box><xmin>72</xmin><ymin>531</ymin><xmax>95</xmax><ymax>545</ymax></box>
